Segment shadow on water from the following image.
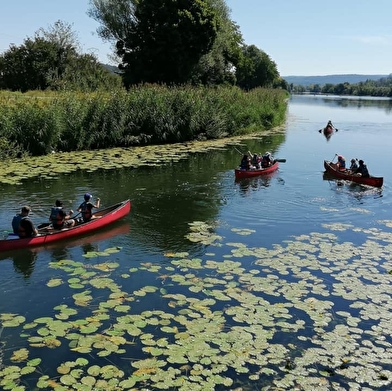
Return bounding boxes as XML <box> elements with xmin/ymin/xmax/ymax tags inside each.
<box><xmin>234</xmin><ymin>172</ymin><xmax>277</xmax><ymax>197</ymax></box>
<box><xmin>0</xmin><ymin>221</ymin><xmax>130</xmax><ymax>277</ymax></box>
<box><xmin>322</xmin><ymin>172</ymin><xmax>384</xmax><ymax>200</ymax></box>
<box><xmin>10</xmin><ymin>250</ymin><xmax>37</xmax><ymax>278</ymax></box>
<box><xmin>319</xmin><ymin>127</ymin><xmax>336</xmax><ymax>141</ymax></box>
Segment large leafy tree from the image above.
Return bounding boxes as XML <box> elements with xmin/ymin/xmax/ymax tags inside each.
<box><xmin>190</xmin><ymin>0</ymin><xmax>243</xmax><ymax>85</ymax></box>
<box><xmin>89</xmin><ymin>0</ymin><xmax>219</xmax><ymax>86</ymax></box>
<box><xmin>0</xmin><ymin>38</ymin><xmax>66</xmax><ymax>91</ymax></box>
<box><xmin>0</xmin><ymin>20</ymin><xmax>120</xmax><ymax>92</ymax></box>
<box><xmin>236</xmin><ymin>44</ymin><xmax>280</xmax><ymax>90</ymax></box>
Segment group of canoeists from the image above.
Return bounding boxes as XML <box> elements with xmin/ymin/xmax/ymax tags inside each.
<box><xmin>331</xmin><ymin>155</ymin><xmax>370</xmax><ymax>178</ymax></box>
<box><xmin>237</xmin><ymin>120</ymin><xmax>372</xmax><ymax>179</ymax></box>
<box><xmin>240</xmin><ymin>151</ymin><xmax>274</xmax><ymax>170</ymax></box>
<box><xmin>318</xmin><ymin>120</ymin><xmax>370</xmax><ymax>178</ymax></box>
<box><xmin>11</xmin><ymin>193</ymin><xmax>101</xmax><ymax>239</ymax></box>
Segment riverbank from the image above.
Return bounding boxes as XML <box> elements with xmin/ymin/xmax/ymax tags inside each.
<box><xmin>0</xmin><ymin>85</ymin><xmax>288</xmax><ymax>159</ymax></box>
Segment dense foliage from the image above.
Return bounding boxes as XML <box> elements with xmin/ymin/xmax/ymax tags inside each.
<box><xmin>90</xmin><ymin>0</ymin><xmax>219</xmax><ymax>87</ymax></box>
<box><xmin>289</xmin><ymin>75</ymin><xmax>392</xmax><ymax>97</ymax></box>
<box><xmin>89</xmin><ymin>0</ymin><xmax>283</xmax><ymax>89</ymax></box>
<box><xmin>236</xmin><ymin>45</ymin><xmax>281</xmax><ymax>90</ymax></box>
<box><xmin>0</xmin><ymin>86</ymin><xmax>288</xmax><ymax>157</ymax></box>
<box><xmin>0</xmin><ymin>3</ymin><xmax>288</xmax><ymax>159</ymax></box>
<box><xmin>0</xmin><ymin>2</ymin><xmax>285</xmax><ymax>92</ymax></box>
<box><xmin>0</xmin><ymin>21</ymin><xmax>122</xmax><ymax>92</ymax></box>
<box><xmin>189</xmin><ymin>0</ymin><xmax>243</xmax><ymax>85</ymax></box>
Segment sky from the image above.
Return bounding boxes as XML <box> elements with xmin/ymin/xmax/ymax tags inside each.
<box><xmin>1</xmin><ymin>0</ymin><xmax>392</xmax><ymax>77</ymax></box>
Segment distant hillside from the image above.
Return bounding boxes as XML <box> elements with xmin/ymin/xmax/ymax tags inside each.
<box><xmin>102</xmin><ymin>64</ymin><xmax>120</xmax><ymax>74</ymax></box>
<box><xmin>283</xmin><ymin>74</ymin><xmax>390</xmax><ymax>87</ymax></box>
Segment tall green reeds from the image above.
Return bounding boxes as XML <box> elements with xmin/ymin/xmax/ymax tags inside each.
<box><xmin>0</xmin><ymin>86</ymin><xmax>288</xmax><ymax>157</ymax></box>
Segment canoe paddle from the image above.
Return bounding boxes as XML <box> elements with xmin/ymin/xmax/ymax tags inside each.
<box><xmin>234</xmin><ymin>147</ymin><xmax>244</xmax><ymax>155</ymax></box>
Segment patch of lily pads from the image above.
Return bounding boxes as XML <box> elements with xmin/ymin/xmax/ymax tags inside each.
<box><xmin>1</xmin><ymin>220</ymin><xmax>392</xmax><ymax>390</ymax></box>
<box><xmin>0</xmin><ymin>131</ymin><xmax>284</xmax><ymax>185</ymax></box>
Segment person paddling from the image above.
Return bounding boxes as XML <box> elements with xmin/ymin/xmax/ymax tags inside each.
<box><xmin>16</xmin><ymin>206</ymin><xmax>38</xmax><ymax>238</ymax></box>
<box><xmin>354</xmin><ymin>160</ymin><xmax>370</xmax><ymax>178</ymax></box>
<box><xmin>77</xmin><ymin>193</ymin><xmax>101</xmax><ymax>222</ymax></box>
<box><xmin>49</xmin><ymin>200</ymin><xmax>75</xmax><ymax>229</ymax></box>
<box><xmin>320</xmin><ymin>120</ymin><xmax>338</xmax><ymax>133</ymax></box>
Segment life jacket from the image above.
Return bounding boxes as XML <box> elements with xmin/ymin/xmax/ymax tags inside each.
<box><xmin>338</xmin><ymin>158</ymin><xmax>346</xmax><ymax>170</ymax></box>
<box><xmin>240</xmin><ymin>158</ymin><xmax>249</xmax><ymax>170</ymax></box>
<box><xmin>80</xmin><ymin>202</ymin><xmax>93</xmax><ymax>221</ymax></box>
<box><xmin>360</xmin><ymin>164</ymin><xmax>369</xmax><ymax>177</ymax></box>
<box><xmin>18</xmin><ymin>217</ymin><xmax>32</xmax><ymax>238</ymax></box>
<box><xmin>261</xmin><ymin>154</ymin><xmax>271</xmax><ymax>168</ymax></box>
<box><xmin>50</xmin><ymin>207</ymin><xmax>64</xmax><ymax>228</ymax></box>
<box><xmin>18</xmin><ymin>217</ymin><xmax>27</xmax><ymax>238</ymax></box>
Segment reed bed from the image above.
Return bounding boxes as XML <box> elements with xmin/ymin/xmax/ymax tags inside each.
<box><xmin>0</xmin><ymin>86</ymin><xmax>288</xmax><ymax>157</ymax></box>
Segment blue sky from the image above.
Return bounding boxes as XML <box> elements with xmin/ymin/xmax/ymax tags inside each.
<box><xmin>1</xmin><ymin>0</ymin><xmax>391</xmax><ymax>76</ymax></box>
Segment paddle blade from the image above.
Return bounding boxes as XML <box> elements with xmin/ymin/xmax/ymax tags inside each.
<box><xmin>275</xmin><ymin>158</ymin><xmax>286</xmax><ymax>163</ymax></box>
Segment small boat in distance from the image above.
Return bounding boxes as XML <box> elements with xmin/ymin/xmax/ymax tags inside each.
<box><xmin>235</xmin><ymin>160</ymin><xmax>280</xmax><ymax>179</ymax></box>
<box><xmin>0</xmin><ymin>200</ymin><xmax>131</xmax><ymax>253</ymax></box>
<box><xmin>323</xmin><ymin>160</ymin><xmax>383</xmax><ymax>188</ymax></box>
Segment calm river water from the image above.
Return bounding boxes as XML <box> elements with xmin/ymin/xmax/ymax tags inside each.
<box><xmin>1</xmin><ymin>94</ymin><xmax>392</xmax><ymax>390</ymax></box>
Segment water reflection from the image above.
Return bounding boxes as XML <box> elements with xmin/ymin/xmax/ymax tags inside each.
<box><xmin>334</xmin><ymin>97</ymin><xmax>392</xmax><ymax>113</ymax></box>
<box><xmin>45</xmin><ymin>221</ymin><xmax>131</xmax><ymax>259</ymax></box>
<box><xmin>318</xmin><ymin>127</ymin><xmax>337</xmax><ymax>141</ymax></box>
<box><xmin>322</xmin><ymin>172</ymin><xmax>383</xmax><ymax>200</ymax></box>
<box><xmin>235</xmin><ymin>173</ymin><xmax>276</xmax><ymax>196</ymax></box>
<box><xmin>11</xmin><ymin>250</ymin><xmax>37</xmax><ymax>278</ymax></box>
<box><xmin>0</xmin><ymin>222</ymin><xmax>130</xmax><ymax>278</ymax></box>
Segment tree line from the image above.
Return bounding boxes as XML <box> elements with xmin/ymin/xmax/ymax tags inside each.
<box><xmin>289</xmin><ymin>75</ymin><xmax>392</xmax><ymax>97</ymax></box>
<box><xmin>0</xmin><ymin>0</ymin><xmax>288</xmax><ymax>92</ymax></box>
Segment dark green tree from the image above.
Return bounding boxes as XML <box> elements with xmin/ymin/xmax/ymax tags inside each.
<box><xmin>0</xmin><ymin>20</ymin><xmax>120</xmax><ymax>92</ymax></box>
<box><xmin>190</xmin><ymin>0</ymin><xmax>243</xmax><ymax>85</ymax></box>
<box><xmin>89</xmin><ymin>0</ymin><xmax>219</xmax><ymax>86</ymax></box>
<box><xmin>0</xmin><ymin>37</ymin><xmax>65</xmax><ymax>91</ymax></box>
<box><xmin>235</xmin><ymin>44</ymin><xmax>280</xmax><ymax>90</ymax></box>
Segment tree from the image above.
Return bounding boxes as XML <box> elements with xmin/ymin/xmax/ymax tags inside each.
<box><xmin>0</xmin><ymin>37</ymin><xmax>66</xmax><ymax>91</ymax></box>
<box><xmin>235</xmin><ymin>44</ymin><xmax>280</xmax><ymax>90</ymax></box>
<box><xmin>0</xmin><ymin>20</ymin><xmax>120</xmax><ymax>92</ymax></box>
<box><xmin>190</xmin><ymin>0</ymin><xmax>243</xmax><ymax>85</ymax></box>
<box><xmin>89</xmin><ymin>0</ymin><xmax>219</xmax><ymax>86</ymax></box>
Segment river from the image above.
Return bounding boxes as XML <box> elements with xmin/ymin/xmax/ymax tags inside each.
<box><xmin>1</xmin><ymin>94</ymin><xmax>392</xmax><ymax>390</ymax></box>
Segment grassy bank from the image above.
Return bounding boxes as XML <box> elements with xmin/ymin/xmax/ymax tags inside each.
<box><xmin>0</xmin><ymin>85</ymin><xmax>288</xmax><ymax>158</ymax></box>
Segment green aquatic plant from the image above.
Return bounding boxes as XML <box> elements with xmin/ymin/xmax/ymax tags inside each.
<box><xmin>0</xmin><ymin>130</ymin><xmax>283</xmax><ymax>185</ymax></box>
<box><xmin>2</xmin><ymin>221</ymin><xmax>392</xmax><ymax>389</ymax></box>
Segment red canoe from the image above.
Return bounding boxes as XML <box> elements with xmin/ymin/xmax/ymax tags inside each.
<box><xmin>235</xmin><ymin>161</ymin><xmax>279</xmax><ymax>179</ymax></box>
<box><xmin>0</xmin><ymin>200</ymin><xmax>131</xmax><ymax>253</ymax></box>
<box><xmin>323</xmin><ymin>160</ymin><xmax>383</xmax><ymax>188</ymax></box>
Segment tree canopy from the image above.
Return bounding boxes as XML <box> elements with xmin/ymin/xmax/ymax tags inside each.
<box><xmin>89</xmin><ymin>0</ymin><xmax>282</xmax><ymax>89</ymax></box>
<box><xmin>235</xmin><ymin>45</ymin><xmax>280</xmax><ymax>90</ymax></box>
<box><xmin>0</xmin><ymin>21</ymin><xmax>121</xmax><ymax>92</ymax></box>
<box><xmin>90</xmin><ymin>0</ymin><xmax>219</xmax><ymax>87</ymax></box>
<box><xmin>190</xmin><ymin>0</ymin><xmax>243</xmax><ymax>85</ymax></box>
